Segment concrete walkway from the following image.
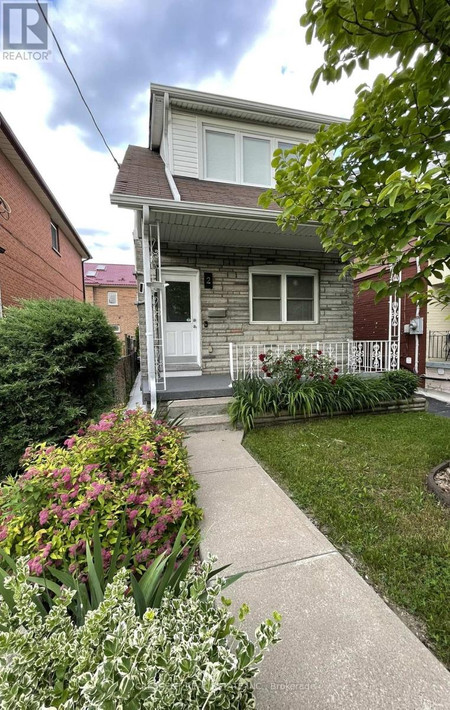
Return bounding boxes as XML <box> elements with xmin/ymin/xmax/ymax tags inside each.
<box><xmin>186</xmin><ymin>430</ymin><xmax>450</xmax><ymax>709</ymax></box>
<box><xmin>127</xmin><ymin>373</ymin><xmax>144</xmax><ymax>410</ymax></box>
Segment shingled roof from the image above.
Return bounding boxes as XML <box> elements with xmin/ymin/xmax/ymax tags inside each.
<box><xmin>113</xmin><ymin>145</ymin><xmax>279</xmax><ymax>210</ymax></box>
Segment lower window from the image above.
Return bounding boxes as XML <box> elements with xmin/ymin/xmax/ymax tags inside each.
<box><xmin>249</xmin><ymin>267</ymin><xmax>318</xmax><ymax>323</ymax></box>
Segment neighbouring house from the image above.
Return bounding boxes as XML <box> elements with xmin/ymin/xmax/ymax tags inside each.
<box><xmin>426</xmin><ymin>265</ymin><xmax>450</xmax><ymax>393</ymax></box>
<box><xmin>84</xmin><ymin>262</ymin><xmax>138</xmax><ymax>352</ymax></box>
<box><xmin>0</xmin><ymin>113</ymin><xmax>90</xmax><ymax>312</ymax></box>
<box><xmin>354</xmin><ymin>263</ymin><xmax>450</xmax><ymax>393</ymax></box>
<box><xmin>110</xmin><ymin>84</ymin><xmax>398</xmax><ymax>408</ymax></box>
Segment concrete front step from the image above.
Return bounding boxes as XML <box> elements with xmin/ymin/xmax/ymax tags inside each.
<box><xmin>169</xmin><ymin>396</ymin><xmax>232</xmax><ymax>419</ymax></box>
<box><xmin>182</xmin><ymin>413</ymin><xmax>233</xmax><ymax>432</ymax></box>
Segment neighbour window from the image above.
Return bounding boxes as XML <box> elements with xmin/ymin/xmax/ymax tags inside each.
<box><xmin>107</xmin><ymin>291</ymin><xmax>118</xmax><ymax>306</ymax></box>
<box><xmin>249</xmin><ymin>267</ymin><xmax>318</xmax><ymax>323</ymax></box>
<box><xmin>51</xmin><ymin>222</ymin><xmax>60</xmax><ymax>253</ymax></box>
<box><xmin>112</xmin><ymin>324</ymin><xmax>120</xmax><ymax>333</ymax></box>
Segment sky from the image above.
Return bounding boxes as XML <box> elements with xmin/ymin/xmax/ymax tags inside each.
<box><xmin>0</xmin><ymin>0</ymin><xmax>392</xmax><ymax>265</ymax></box>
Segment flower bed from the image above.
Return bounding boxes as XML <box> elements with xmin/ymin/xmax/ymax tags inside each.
<box><xmin>230</xmin><ymin>364</ymin><xmax>419</xmax><ymax>431</ymax></box>
<box><xmin>0</xmin><ymin>408</ymin><xmax>202</xmax><ymax>579</ymax></box>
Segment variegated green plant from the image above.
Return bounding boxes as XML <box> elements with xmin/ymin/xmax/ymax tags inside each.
<box><xmin>0</xmin><ymin>558</ymin><xmax>281</xmax><ymax>709</ymax></box>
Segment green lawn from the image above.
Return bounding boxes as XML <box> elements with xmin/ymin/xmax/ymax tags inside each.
<box><xmin>244</xmin><ymin>412</ymin><xmax>450</xmax><ymax>666</ymax></box>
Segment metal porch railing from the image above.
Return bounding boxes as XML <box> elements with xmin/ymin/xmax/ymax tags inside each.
<box><xmin>229</xmin><ymin>340</ymin><xmax>399</xmax><ymax>380</ymax></box>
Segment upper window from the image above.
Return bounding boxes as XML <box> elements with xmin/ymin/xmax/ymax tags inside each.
<box><xmin>205</xmin><ymin>130</ymin><xmax>236</xmax><ymax>182</ymax></box>
<box><xmin>203</xmin><ymin>127</ymin><xmax>302</xmax><ymax>187</ymax></box>
<box><xmin>249</xmin><ymin>266</ymin><xmax>318</xmax><ymax>323</ymax></box>
<box><xmin>107</xmin><ymin>291</ymin><xmax>118</xmax><ymax>306</ymax></box>
<box><xmin>51</xmin><ymin>222</ymin><xmax>60</xmax><ymax>253</ymax></box>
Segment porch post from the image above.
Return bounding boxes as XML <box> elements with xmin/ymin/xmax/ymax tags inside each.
<box><xmin>388</xmin><ymin>267</ymin><xmax>402</xmax><ymax>371</ymax></box>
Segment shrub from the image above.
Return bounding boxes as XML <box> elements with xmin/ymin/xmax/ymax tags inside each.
<box><xmin>0</xmin><ymin>558</ymin><xmax>281</xmax><ymax>709</ymax></box>
<box><xmin>230</xmin><ymin>370</ymin><xmax>419</xmax><ymax>430</ymax></box>
<box><xmin>0</xmin><ymin>409</ymin><xmax>202</xmax><ymax>579</ymax></box>
<box><xmin>259</xmin><ymin>348</ymin><xmax>338</xmax><ymax>383</ymax></box>
<box><xmin>0</xmin><ymin>521</ymin><xmax>240</xmax><ymax>626</ymax></box>
<box><xmin>0</xmin><ymin>299</ymin><xmax>121</xmax><ymax>478</ymax></box>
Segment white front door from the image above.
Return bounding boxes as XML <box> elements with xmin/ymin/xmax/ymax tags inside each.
<box><xmin>163</xmin><ymin>270</ymin><xmax>200</xmax><ymax>364</ymax></box>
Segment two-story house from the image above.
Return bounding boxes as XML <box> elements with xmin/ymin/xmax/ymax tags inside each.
<box><xmin>84</xmin><ymin>262</ymin><xmax>138</xmax><ymax>353</ymax></box>
<box><xmin>0</xmin><ymin>113</ymin><xmax>90</xmax><ymax>310</ymax></box>
<box><xmin>111</xmin><ymin>84</ymin><xmax>397</xmax><ymax>408</ymax></box>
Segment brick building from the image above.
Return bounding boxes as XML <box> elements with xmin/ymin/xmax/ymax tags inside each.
<box><xmin>353</xmin><ymin>263</ymin><xmax>427</xmax><ymax>375</ymax></box>
<box><xmin>0</xmin><ymin>114</ymin><xmax>90</xmax><ymax>311</ymax></box>
<box><xmin>84</xmin><ymin>263</ymin><xmax>138</xmax><ymax>351</ymax></box>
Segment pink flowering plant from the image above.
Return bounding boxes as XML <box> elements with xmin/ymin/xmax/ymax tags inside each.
<box><xmin>0</xmin><ymin>408</ymin><xmax>201</xmax><ymax>579</ymax></box>
<box><xmin>259</xmin><ymin>348</ymin><xmax>339</xmax><ymax>384</ymax></box>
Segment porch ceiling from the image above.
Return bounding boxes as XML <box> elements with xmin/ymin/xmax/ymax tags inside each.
<box><xmin>153</xmin><ymin>209</ymin><xmax>323</xmax><ymax>252</ymax></box>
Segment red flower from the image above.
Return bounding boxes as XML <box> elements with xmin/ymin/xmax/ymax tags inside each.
<box><xmin>313</xmin><ymin>355</ymin><xmax>317</xmax><ymax>359</ymax></box>
<box><xmin>309</xmin><ymin>372</ymin><xmax>314</xmax><ymax>377</ymax></box>
<box><xmin>296</xmin><ymin>374</ymin><xmax>301</xmax><ymax>380</ymax></box>
<box><xmin>259</xmin><ymin>353</ymin><xmax>266</xmax><ymax>362</ymax></box>
<box><xmin>262</xmin><ymin>365</ymin><xmax>268</xmax><ymax>372</ymax></box>
<box><xmin>293</xmin><ymin>354</ymin><xmax>303</xmax><ymax>362</ymax></box>
<box><xmin>320</xmin><ymin>375</ymin><xmax>324</xmax><ymax>380</ymax></box>
<box><xmin>266</xmin><ymin>371</ymin><xmax>272</xmax><ymax>378</ymax></box>
<box><xmin>334</xmin><ymin>367</ymin><xmax>339</xmax><ymax>373</ymax></box>
<box><xmin>295</xmin><ymin>368</ymin><xmax>300</xmax><ymax>374</ymax></box>
<box><xmin>317</xmin><ymin>350</ymin><xmax>322</xmax><ymax>355</ymax></box>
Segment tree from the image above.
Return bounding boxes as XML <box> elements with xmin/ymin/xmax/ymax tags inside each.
<box><xmin>260</xmin><ymin>0</ymin><xmax>450</xmax><ymax>304</ymax></box>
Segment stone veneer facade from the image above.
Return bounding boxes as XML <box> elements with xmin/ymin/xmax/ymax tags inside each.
<box><xmin>135</xmin><ymin>240</ymin><xmax>353</xmax><ymax>378</ymax></box>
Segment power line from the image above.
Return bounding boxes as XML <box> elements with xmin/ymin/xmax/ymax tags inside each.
<box><xmin>36</xmin><ymin>0</ymin><xmax>121</xmax><ymax>170</ymax></box>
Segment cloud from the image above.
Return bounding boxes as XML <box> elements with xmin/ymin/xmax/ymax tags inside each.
<box><xmin>78</xmin><ymin>227</ymin><xmax>109</xmax><ymax>236</ymax></box>
<box><xmin>0</xmin><ymin>73</ymin><xmax>18</xmax><ymax>90</ymax></box>
<box><xmin>117</xmin><ymin>241</ymin><xmax>131</xmax><ymax>251</ymax></box>
<box><xmin>42</xmin><ymin>0</ymin><xmax>275</xmax><ymax>149</ymax></box>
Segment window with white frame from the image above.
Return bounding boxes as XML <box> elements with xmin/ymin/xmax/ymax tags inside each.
<box><xmin>51</xmin><ymin>222</ymin><xmax>60</xmax><ymax>253</ymax></box>
<box><xmin>249</xmin><ymin>266</ymin><xmax>318</xmax><ymax>323</ymax></box>
<box><xmin>203</xmin><ymin>127</ymin><xmax>303</xmax><ymax>186</ymax></box>
<box><xmin>112</xmin><ymin>324</ymin><xmax>120</xmax><ymax>333</ymax></box>
<box><xmin>107</xmin><ymin>291</ymin><xmax>118</xmax><ymax>306</ymax></box>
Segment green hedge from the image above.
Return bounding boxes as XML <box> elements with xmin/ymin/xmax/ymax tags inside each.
<box><xmin>0</xmin><ymin>299</ymin><xmax>121</xmax><ymax>477</ymax></box>
<box><xmin>230</xmin><ymin>370</ymin><xmax>419</xmax><ymax>431</ymax></box>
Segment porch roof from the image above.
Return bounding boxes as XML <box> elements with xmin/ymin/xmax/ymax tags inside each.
<box><xmin>112</xmin><ymin>146</ymin><xmax>324</xmax><ymax>250</ymax></box>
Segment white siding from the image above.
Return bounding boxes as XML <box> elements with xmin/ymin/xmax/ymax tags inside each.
<box><xmin>171</xmin><ymin>111</ymin><xmax>198</xmax><ymax>178</ymax></box>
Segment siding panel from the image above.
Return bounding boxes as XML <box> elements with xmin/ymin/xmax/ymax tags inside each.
<box><xmin>171</xmin><ymin>111</ymin><xmax>198</xmax><ymax>177</ymax></box>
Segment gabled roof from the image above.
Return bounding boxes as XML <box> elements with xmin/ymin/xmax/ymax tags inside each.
<box><xmin>84</xmin><ymin>262</ymin><xmax>136</xmax><ymax>287</ymax></box>
<box><xmin>0</xmin><ymin>113</ymin><xmax>91</xmax><ymax>260</ymax></box>
<box><xmin>113</xmin><ymin>146</ymin><xmax>278</xmax><ymax>211</ymax></box>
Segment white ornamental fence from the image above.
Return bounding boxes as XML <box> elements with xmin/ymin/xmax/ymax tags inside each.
<box><xmin>229</xmin><ymin>340</ymin><xmax>399</xmax><ymax>380</ymax></box>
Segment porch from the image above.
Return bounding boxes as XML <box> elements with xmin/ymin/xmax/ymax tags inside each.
<box><xmin>133</xmin><ymin>207</ymin><xmax>401</xmax><ymax>408</ymax></box>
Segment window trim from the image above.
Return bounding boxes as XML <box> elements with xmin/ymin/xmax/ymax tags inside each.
<box><xmin>249</xmin><ymin>265</ymin><xmax>319</xmax><ymax>325</ymax></box>
<box><xmin>202</xmin><ymin>123</ymin><xmax>305</xmax><ymax>187</ymax></box>
<box><xmin>51</xmin><ymin>221</ymin><xmax>60</xmax><ymax>255</ymax></box>
<box><xmin>112</xmin><ymin>324</ymin><xmax>121</xmax><ymax>333</ymax></box>
<box><xmin>107</xmin><ymin>291</ymin><xmax>118</xmax><ymax>306</ymax></box>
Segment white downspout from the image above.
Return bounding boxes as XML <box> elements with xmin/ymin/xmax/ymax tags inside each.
<box><xmin>142</xmin><ymin>205</ymin><xmax>157</xmax><ymax>411</ymax></box>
